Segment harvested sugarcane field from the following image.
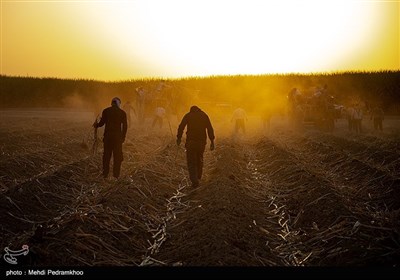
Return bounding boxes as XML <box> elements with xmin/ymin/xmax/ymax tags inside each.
<box><xmin>2</xmin><ymin>1</ymin><xmax>400</xmax><ymax>275</ymax></box>
<box><xmin>1</xmin><ymin>73</ymin><xmax>400</xmax><ymax>272</ymax></box>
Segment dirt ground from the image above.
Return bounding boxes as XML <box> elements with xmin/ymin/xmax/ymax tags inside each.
<box><xmin>0</xmin><ymin>109</ymin><xmax>399</xmax><ymax>267</ymax></box>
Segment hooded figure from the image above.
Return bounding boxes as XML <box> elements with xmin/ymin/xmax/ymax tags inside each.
<box><xmin>94</xmin><ymin>97</ymin><xmax>127</xmax><ymax>179</ymax></box>
<box><xmin>231</xmin><ymin>107</ymin><xmax>248</xmax><ymax>134</ymax></box>
<box><xmin>177</xmin><ymin>106</ymin><xmax>215</xmax><ymax>188</ymax></box>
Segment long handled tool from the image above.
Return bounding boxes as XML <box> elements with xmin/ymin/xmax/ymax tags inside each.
<box><xmin>167</xmin><ymin>115</ymin><xmax>174</xmax><ymax>138</ymax></box>
<box><xmin>92</xmin><ymin>114</ymin><xmax>100</xmax><ymax>155</ymax></box>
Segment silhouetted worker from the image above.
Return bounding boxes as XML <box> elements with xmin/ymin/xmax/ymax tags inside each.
<box><xmin>177</xmin><ymin>106</ymin><xmax>215</xmax><ymax>188</ymax></box>
<box><xmin>231</xmin><ymin>107</ymin><xmax>248</xmax><ymax>134</ymax></box>
<box><xmin>346</xmin><ymin>105</ymin><xmax>355</xmax><ymax>131</ymax></box>
<box><xmin>152</xmin><ymin>106</ymin><xmax>166</xmax><ymax>129</ymax></box>
<box><xmin>371</xmin><ymin>105</ymin><xmax>384</xmax><ymax>131</ymax></box>
<box><xmin>262</xmin><ymin>110</ymin><xmax>272</xmax><ymax>132</ymax></box>
<box><xmin>94</xmin><ymin>97</ymin><xmax>127</xmax><ymax>179</ymax></box>
<box><xmin>352</xmin><ymin>103</ymin><xmax>363</xmax><ymax>134</ymax></box>
<box><xmin>135</xmin><ymin>86</ymin><xmax>146</xmax><ymax>123</ymax></box>
<box><xmin>287</xmin><ymin>87</ymin><xmax>301</xmax><ymax>125</ymax></box>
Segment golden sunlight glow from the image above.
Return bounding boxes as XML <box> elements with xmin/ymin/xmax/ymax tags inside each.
<box><xmin>1</xmin><ymin>0</ymin><xmax>399</xmax><ymax>80</ymax></box>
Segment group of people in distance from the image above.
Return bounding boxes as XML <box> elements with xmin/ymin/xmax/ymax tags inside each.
<box><xmin>345</xmin><ymin>103</ymin><xmax>384</xmax><ymax>134</ymax></box>
<box><xmin>94</xmin><ymin>86</ymin><xmax>386</xmax><ymax>188</ymax></box>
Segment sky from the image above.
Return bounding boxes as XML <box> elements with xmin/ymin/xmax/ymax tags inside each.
<box><xmin>1</xmin><ymin>0</ymin><xmax>399</xmax><ymax>81</ymax></box>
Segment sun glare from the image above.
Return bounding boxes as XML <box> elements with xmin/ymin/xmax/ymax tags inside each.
<box><xmin>74</xmin><ymin>0</ymin><xmax>381</xmax><ymax>77</ymax></box>
<box><xmin>89</xmin><ymin>0</ymin><xmax>379</xmax><ymax>75</ymax></box>
<box><xmin>133</xmin><ymin>0</ymin><xmax>378</xmax><ymax>75</ymax></box>
<box><xmin>2</xmin><ymin>0</ymin><xmax>396</xmax><ymax>80</ymax></box>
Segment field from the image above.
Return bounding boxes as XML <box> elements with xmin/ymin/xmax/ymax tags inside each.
<box><xmin>0</xmin><ymin>108</ymin><xmax>399</xmax><ymax>267</ymax></box>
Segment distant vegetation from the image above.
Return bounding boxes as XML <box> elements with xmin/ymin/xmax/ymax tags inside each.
<box><xmin>1</xmin><ymin>71</ymin><xmax>399</xmax><ymax>114</ymax></box>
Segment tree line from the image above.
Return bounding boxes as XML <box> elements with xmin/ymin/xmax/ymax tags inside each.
<box><xmin>1</xmin><ymin>71</ymin><xmax>399</xmax><ymax>114</ymax></box>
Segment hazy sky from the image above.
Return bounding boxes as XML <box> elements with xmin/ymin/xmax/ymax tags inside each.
<box><xmin>1</xmin><ymin>0</ymin><xmax>399</xmax><ymax>80</ymax></box>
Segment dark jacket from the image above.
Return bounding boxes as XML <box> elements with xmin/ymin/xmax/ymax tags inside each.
<box><xmin>177</xmin><ymin>106</ymin><xmax>215</xmax><ymax>145</ymax></box>
<box><xmin>97</xmin><ymin>105</ymin><xmax>127</xmax><ymax>140</ymax></box>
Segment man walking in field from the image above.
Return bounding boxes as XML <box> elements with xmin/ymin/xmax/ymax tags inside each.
<box><xmin>152</xmin><ymin>106</ymin><xmax>166</xmax><ymax>129</ymax></box>
<box><xmin>231</xmin><ymin>107</ymin><xmax>248</xmax><ymax>134</ymax></box>
<box><xmin>346</xmin><ymin>105</ymin><xmax>355</xmax><ymax>131</ymax></box>
<box><xmin>352</xmin><ymin>103</ymin><xmax>363</xmax><ymax>134</ymax></box>
<box><xmin>94</xmin><ymin>97</ymin><xmax>127</xmax><ymax>179</ymax></box>
<box><xmin>371</xmin><ymin>105</ymin><xmax>384</xmax><ymax>131</ymax></box>
<box><xmin>177</xmin><ymin>106</ymin><xmax>215</xmax><ymax>188</ymax></box>
<box><xmin>135</xmin><ymin>86</ymin><xmax>146</xmax><ymax>124</ymax></box>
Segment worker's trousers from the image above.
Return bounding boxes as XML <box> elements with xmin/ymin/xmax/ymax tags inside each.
<box><xmin>235</xmin><ymin>119</ymin><xmax>245</xmax><ymax>134</ymax></box>
<box><xmin>185</xmin><ymin>140</ymin><xmax>206</xmax><ymax>187</ymax></box>
<box><xmin>103</xmin><ymin>136</ymin><xmax>123</xmax><ymax>178</ymax></box>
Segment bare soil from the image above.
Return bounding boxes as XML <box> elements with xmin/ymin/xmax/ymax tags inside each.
<box><xmin>0</xmin><ymin>109</ymin><xmax>399</xmax><ymax>267</ymax></box>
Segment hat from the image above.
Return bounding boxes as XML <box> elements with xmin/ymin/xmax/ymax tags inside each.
<box><xmin>111</xmin><ymin>97</ymin><xmax>121</xmax><ymax>107</ymax></box>
<box><xmin>190</xmin><ymin>105</ymin><xmax>200</xmax><ymax>112</ymax></box>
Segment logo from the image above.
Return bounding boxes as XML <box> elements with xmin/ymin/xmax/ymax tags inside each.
<box><xmin>3</xmin><ymin>245</ymin><xmax>29</xmax><ymax>265</ymax></box>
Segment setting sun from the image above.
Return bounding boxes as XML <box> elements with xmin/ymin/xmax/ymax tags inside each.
<box><xmin>1</xmin><ymin>0</ymin><xmax>399</xmax><ymax>80</ymax></box>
